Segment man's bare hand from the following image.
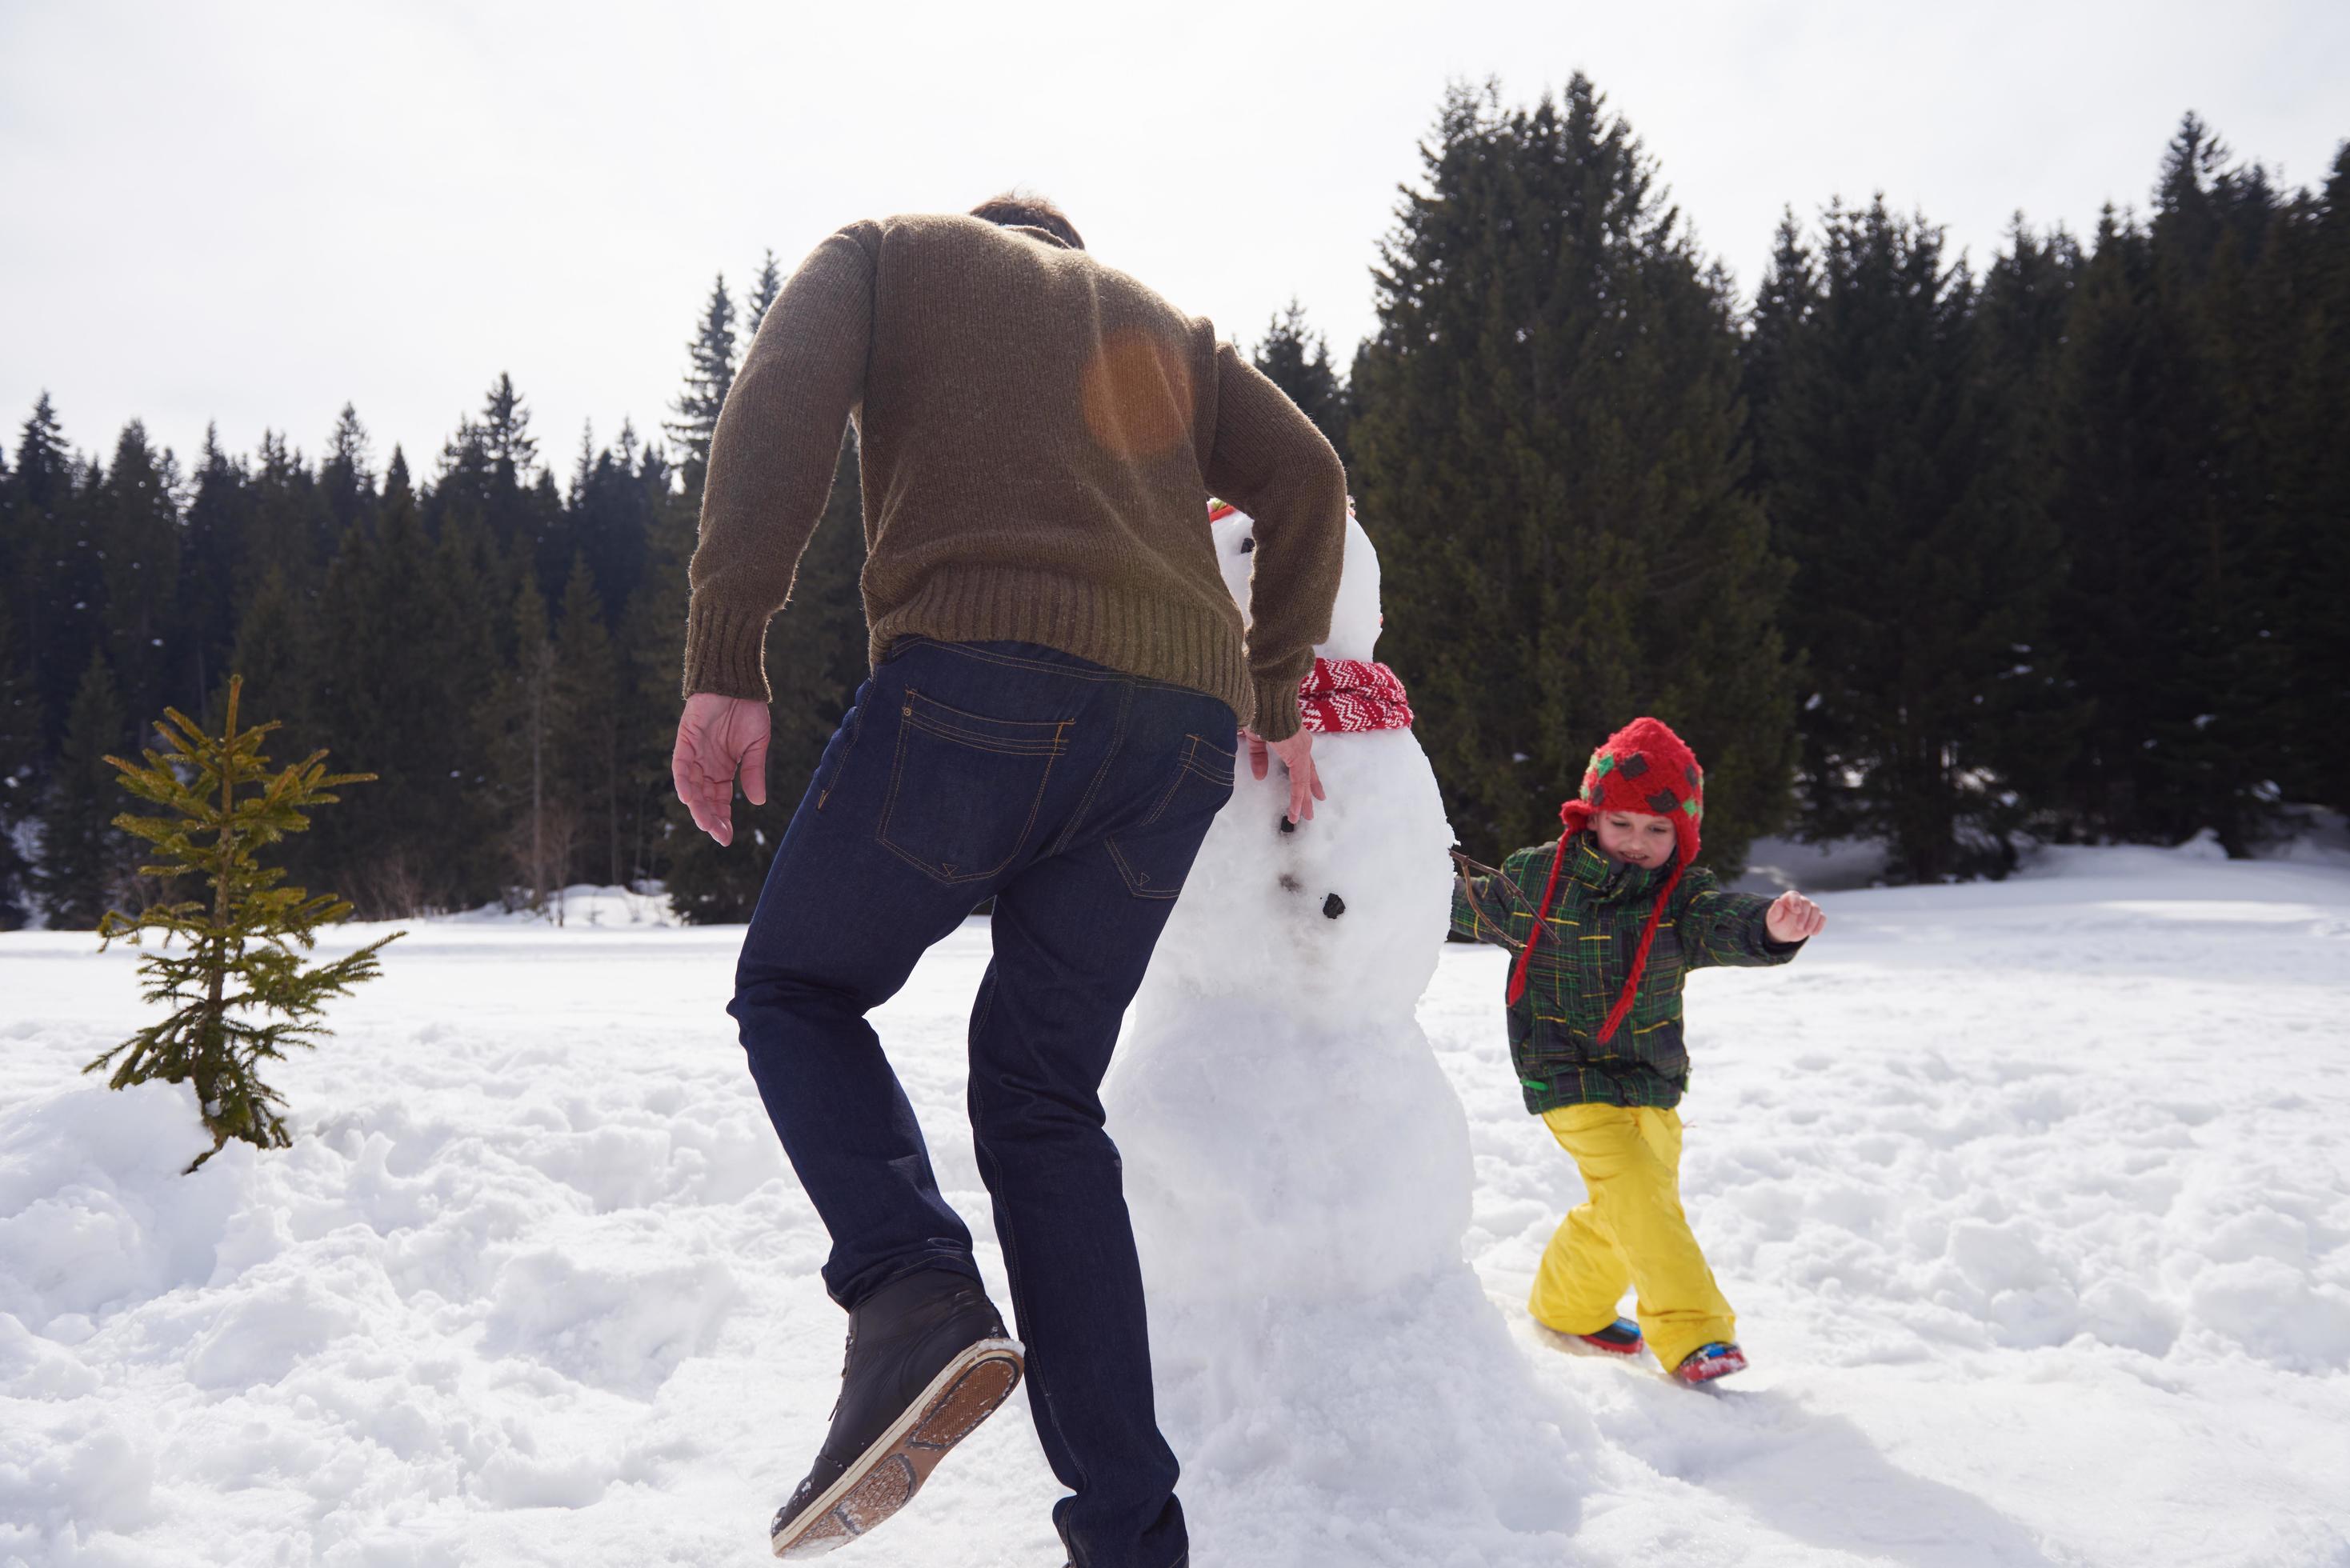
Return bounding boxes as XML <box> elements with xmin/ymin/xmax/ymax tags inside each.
<box><xmin>1765</xmin><ymin>889</ymin><xmax>1826</xmax><ymax>943</ymax></box>
<box><xmin>673</xmin><ymin>693</ymin><xmax>771</xmax><ymax>846</ymax></box>
<box><xmin>1245</xmin><ymin>727</ymin><xmax>1327</xmax><ymax>824</ymax></box>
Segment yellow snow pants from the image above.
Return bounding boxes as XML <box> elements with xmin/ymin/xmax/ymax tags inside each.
<box><xmin>1531</xmin><ymin>1103</ymin><xmax>1736</xmax><ymax>1372</ymax></box>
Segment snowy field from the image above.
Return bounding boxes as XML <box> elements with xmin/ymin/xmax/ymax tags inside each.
<box><xmin>4</xmin><ymin>845</ymin><xmax>2349</xmax><ymax>1567</ymax></box>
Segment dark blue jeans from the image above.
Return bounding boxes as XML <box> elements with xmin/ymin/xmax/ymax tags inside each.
<box><xmin>731</xmin><ymin>637</ymin><xmax>1233</xmax><ymax>1568</ymax></box>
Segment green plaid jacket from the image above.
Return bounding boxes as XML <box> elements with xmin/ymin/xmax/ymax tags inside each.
<box><xmin>1451</xmin><ymin>833</ymin><xmax>1800</xmax><ymax>1114</ymax></box>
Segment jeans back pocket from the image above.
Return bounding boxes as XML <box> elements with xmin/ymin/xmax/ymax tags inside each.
<box><xmin>1106</xmin><ymin>733</ymin><xmax>1237</xmax><ymax>900</ymax></box>
<box><xmin>878</xmin><ymin>687</ymin><xmax>1071</xmax><ymax>885</ymax></box>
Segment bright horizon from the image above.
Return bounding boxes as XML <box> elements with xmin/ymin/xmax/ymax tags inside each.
<box><xmin>4</xmin><ymin>0</ymin><xmax>2345</xmax><ymax>478</ymax></box>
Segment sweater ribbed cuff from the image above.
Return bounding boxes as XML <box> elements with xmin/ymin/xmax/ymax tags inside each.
<box><xmin>682</xmin><ymin>597</ymin><xmax>771</xmax><ymax>701</ymax></box>
<box><xmin>1250</xmin><ymin>673</ymin><xmax>1304</xmax><ymax>742</ymax></box>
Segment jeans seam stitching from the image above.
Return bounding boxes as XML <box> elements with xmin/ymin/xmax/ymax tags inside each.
<box><xmin>879</xmin><ymin>743</ymin><xmax>1065</xmax><ymax>885</ymax></box>
<box><xmin>815</xmin><ymin>702</ymin><xmax>866</xmax><ymax>812</ymax></box>
<box><xmin>907</xmin><ymin>636</ymin><xmax>1219</xmax><ymax>699</ymax></box>
<box><xmin>1135</xmin><ymin>757</ymin><xmax>1191</xmax><ymax>832</ymax></box>
<box><xmin>907</xmin><ymin>686</ymin><xmax>1077</xmax><ymax>734</ymax></box>
<box><xmin>908</xmin><ymin>639</ymin><xmax>1120</xmax><ymax>682</ymax></box>
<box><xmin>1044</xmin><ymin>682</ymin><xmax>1132</xmax><ymax>858</ymax></box>
<box><xmin>1186</xmin><ymin>731</ymin><xmax>1237</xmax><ymax>767</ymax></box>
<box><xmin>1104</xmin><ymin>835</ymin><xmax>1182</xmax><ymax>901</ymax></box>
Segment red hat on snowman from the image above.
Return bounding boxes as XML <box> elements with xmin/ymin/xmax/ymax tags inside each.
<box><xmin>1506</xmin><ymin>717</ymin><xmax>1704</xmax><ymax>1044</ymax></box>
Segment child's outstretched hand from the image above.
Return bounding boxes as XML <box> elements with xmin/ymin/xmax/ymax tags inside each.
<box><xmin>1765</xmin><ymin>890</ymin><xmax>1826</xmax><ymax>944</ymax></box>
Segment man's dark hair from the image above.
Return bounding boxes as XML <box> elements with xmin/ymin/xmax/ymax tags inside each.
<box><xmin>970</xmin><ymin>193</ymin><xmax>1085</xmax><ymax>251</ymax></box>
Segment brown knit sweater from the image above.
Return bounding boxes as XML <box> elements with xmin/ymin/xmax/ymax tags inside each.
<box><xmin>682</xmin><ymin>213</ymin><xmax>1347</xmax><ymax>741</ymax></box>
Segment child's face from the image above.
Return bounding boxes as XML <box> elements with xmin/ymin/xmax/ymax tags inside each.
<box><xmin>1593</xmin><ymin>809</ymin><xmax>1676</xmax><ymax>869</ymax></box>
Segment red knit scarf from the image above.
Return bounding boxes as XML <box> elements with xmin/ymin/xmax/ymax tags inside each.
<box><xmin>1296</xmin><ymin>658</ymin><xmax>1415</xmax><ymax>734</ymax></box>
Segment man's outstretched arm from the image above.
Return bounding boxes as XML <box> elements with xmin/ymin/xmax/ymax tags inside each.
<box><xmin>675</xmin><ymin>222</ymin><xmax>877</xmax><ymax>843</ymax></box>
<box><xmin>1205</xmin><ymin>343</ymin><xmax>1347</xmax><ymax>822</ymax></box>
<box><xmin>683</xmin><ymin>221</ymin><xmax>876</xmax><ymax>701</ymax></box>
<box><xmin>1203</xmin><ymin>343</ymin><xmax>1347</xmax><ymax>741</ymax></box>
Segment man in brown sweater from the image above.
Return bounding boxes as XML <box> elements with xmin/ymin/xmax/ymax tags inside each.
<box><xmin>671</xmin><ymin>196</ymin><xmax>1347</xmax><ymax>1566</ymax></box>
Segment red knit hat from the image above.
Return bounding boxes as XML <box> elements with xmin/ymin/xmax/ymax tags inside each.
<box><xmin>1506</xmin><ymin>718</ymin><xmax>1706</xmax><ymax>1044</ymax></box>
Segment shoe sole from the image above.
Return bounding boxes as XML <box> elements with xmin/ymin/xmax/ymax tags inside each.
<box><xmin>1572</xmin><ymin>1334</ymin><xmax>1645</xmax><ymax>1358</ymax></box>
<box><xmin>1671</xmin><ymin>1347</ymin><xmax>1747</xmax><ymax>1386</ymax></box>
<box><xmin>771</xmin><ymin>1337</ymin><xmax>1025</xmax><ymax>1559</ymax></box>
<box><xmin>1536</xmin><ymin>1318</ymin><xmax>1644</xmax><ymax>1358</ymax></box>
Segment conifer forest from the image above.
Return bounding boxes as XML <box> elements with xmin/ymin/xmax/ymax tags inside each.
<box><xmin>4</xmin><ymin>78</ymin><xmax>2344</xmax><ymax>928</ymax></box>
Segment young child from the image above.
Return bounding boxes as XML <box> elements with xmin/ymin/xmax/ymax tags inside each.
<box><xmin>1451</xmin><ymin>717</ymin><xmax>1824</xmax><ymax>1385</ymax></box>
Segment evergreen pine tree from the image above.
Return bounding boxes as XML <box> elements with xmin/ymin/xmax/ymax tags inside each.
<box><xmin>429</xmin><ymin>378</ymin><xmax>545</xmax><ymax>570</ymax></box>
<box><xmin>430</xmin><ymin>415</ymin><xmax>496</xmax><ymax>541</ymax></box>
<box><xmin>551</xmin><ymin>554</ymin><xmax>624</xmax><ymax>888</ymax></box>
<box><xmin>423</xmin><ymin>464</ymin><xmax>507</xmax><ymax>910</ymax></box>
<box><xmin>88</xmin><ymin>676</ymin><xmax>398</xmax><ymax>1170</ymax></box>
<box><xmin>1741</xmin><ymin>212</ymin><xmax>1816</xmax><ymax>498</ymax></box>
<box><xmin>296</xmin><ymin>454</ymin><xmax>494</xmax><ymax>914</ymax></box>
<box><xmin>1252</xmin><ymin>300</ymin><xmax>1351</xmax><ymax>467</ymax></box>
<box><xmin>667</xmin><ymin>274</ymin><xmax>738</xmax><ymax>498</ymax></box>
<box><xmin>616</xmin><ymin>439</ymin><xmax>688</xmax><ymax>886</ymax></box>
<box><xmin>2045</xmin><ymin>127</ymin><xmax>2297</xmax><ymax>852</ymax></box>
<box><xmin>38</xmin><ymin>649</ymin><xmax>132</xmax><ymax>926</ymax></box>
<box><xmin>0</xmin><ymin>598</ymin><xmax>42</xmax><ymax>929</ymax></box>
<box><xmin>477</xmin><ymin>577</ymin><xmax>568</xmax><ymax>910</ymax></box>
<box><xmin>318</xmin><ymin>402</ymin><xmax>377</xmax><ymax>538</ymax></box>
<box><xmin>2281</xmin><ymin>145</ymin><xmax>2350</xmax><ymax>816</ymax></box>
<box><xmin>747</xmin><ymin>250</ymin><xmax>784</xmax><ymax>335</ymax></box>
<box><xmin>2145</xmin><ymin>115</ymin><xmax>2290</xmax><ymax>852</ymax></box>
<box><xmin>2048</xmin><ymin>211</ymin><xmax>2164</xmax><ymax>839</ymax></box>
<box><xmin>7</xmin><ymin>397</ymin><xmax>75</xmax><ymax>594</ymax></box>
<box><xmin>568</xmin><ymin>418</ymin><xmax>657</xmax><ymax>630</ymax></box>
<box><xmin>223</xmin><ymin>566</ymin><xmax>314</xmax><ymax>748</ymax></box>
<box><xmin>0</xmin><ymin>419</ymin><xmax>15</xmax><ymax>625</ymax></box>
<box><xmin>483</xmin><ymin>373</ymin><xmax>539</xmax><ymax>475</ymax></box>
<box><xmin>242</xmin><ymin>430</ymin><xmax>341</xmax><ymax>603</ymax></box>
<box><xmin>1755</xmin><ymin>200</ymin><xmax>2062</xmax><ymax>878</ymax></box>
<box><xmin>94</xmin><ymin>422</ymin><xmax>185</xmax><ymax>730</ymax></box>
<box><xmin>1351</xmin><ymin>78</ymin><xmax>1796</xmax><ymax>870</ymax></box>
<box><xmin>181</xmin><ymin>427</ymin><xmax>251</xmax><ymax>714</ymax></box>
<box><xmin>10</xmin><ymin>396</ymin><xmax>101</xmax><ymax>743</ymax></box>
<box><xmin>1963</xmin><ymin>218</ymin><xmax>2084</xmax><ymax>842</ymax></box>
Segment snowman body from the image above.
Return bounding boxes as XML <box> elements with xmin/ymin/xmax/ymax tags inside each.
<box><xmin>1103</xmin><ymin>509</ymin><xmax>1589</xmax><ymax>1565</ymax></box>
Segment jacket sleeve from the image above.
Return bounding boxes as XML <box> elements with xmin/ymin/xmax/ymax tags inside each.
<box><xmin>1450</xmin><ymin>848</ymin><xmax>1534</xmax><ymax>946</ymax></box>
<box><xmin>682</xmin><ymin>221</ymin><xmax>879</xmax><ymax>699</ymax></box>
<box><xmin>1202</xmin><ymin>343</ymin><xmax>1347</xmax><ymax>742</ymax></box>
<box><xmin>1675</xmin><ymin>868</ymin><xmax>1804</xmax><ymax>970</ymax></box>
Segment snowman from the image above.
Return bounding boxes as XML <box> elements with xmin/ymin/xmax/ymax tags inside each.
<box><xmin>1102</xmin><ymin>504</ymin><xmax>1591</xmax><ymax>1566</ymax></box>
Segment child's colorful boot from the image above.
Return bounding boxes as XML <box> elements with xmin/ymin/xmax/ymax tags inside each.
<box><xmin>1574</xmin><ymin>1318</ymin><xmax>1645</xmax><ymax>1357</ymax></box>
<box><xmin>1671</xmin><ymin>1342</ymin><xmax>1747</xmax><ymax>1386</ymax></box>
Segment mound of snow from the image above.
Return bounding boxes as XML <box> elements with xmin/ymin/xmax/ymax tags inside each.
<box><xmin>2</xmin><ymin>782</ymin><xmax>2348</xmax><ymax>1563</ymax></box>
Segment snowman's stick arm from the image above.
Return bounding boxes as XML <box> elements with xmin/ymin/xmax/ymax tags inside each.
<box><xmin>1450</xmin><ymin>850</ymin><xmax>1529</xmax><ymax>954</ymax></box>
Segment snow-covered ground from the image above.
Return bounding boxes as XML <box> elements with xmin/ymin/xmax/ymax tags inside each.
<box><xmin>4</xmin><ymin>842</ymin><xmax>2348</xmax><ymax>1566</ymax></box>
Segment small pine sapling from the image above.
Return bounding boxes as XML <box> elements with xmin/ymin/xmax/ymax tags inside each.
<box><xmin>88</xmin><ymin>676</ymin><xmax>401</xmax><ymax>1170</ymax></box>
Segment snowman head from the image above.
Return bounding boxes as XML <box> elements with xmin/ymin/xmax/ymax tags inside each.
<box><xmin>1210</xmin><ymin>503</ymin><xmax>1383</xmax><ymax>663</ymax></box>
<box><xmin>1148</xmin><ymin>504</ymin><xmax>1450</xmax><ymax>1022</ymax></box>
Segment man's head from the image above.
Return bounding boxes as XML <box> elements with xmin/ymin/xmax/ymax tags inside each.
<box><xmin>970</xmin><ymin>192</ymin><xmax>1085</xmax><ymax>251</ymax></box>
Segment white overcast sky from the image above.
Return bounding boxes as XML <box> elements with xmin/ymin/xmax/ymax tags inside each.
<box><xmin>3</xmin><ymin>0</ymin><xmax>2344</xmax><ymax>480</ymax></box>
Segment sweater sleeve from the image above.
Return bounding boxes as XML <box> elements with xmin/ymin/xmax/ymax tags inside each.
<box><xmin>1202</xmin><ymin>344</ymin><xmax>1347</xmax><ymax>742</ymax></box>
<box><xmin>681</xmin><ymin>222</ymin><xmax>879</xmax><ymax>699</ymax></box>
<box><xmin>1675</xmin><ymin>869</ymin><xmax>1804</xmax><ymax>969</ymax></box>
